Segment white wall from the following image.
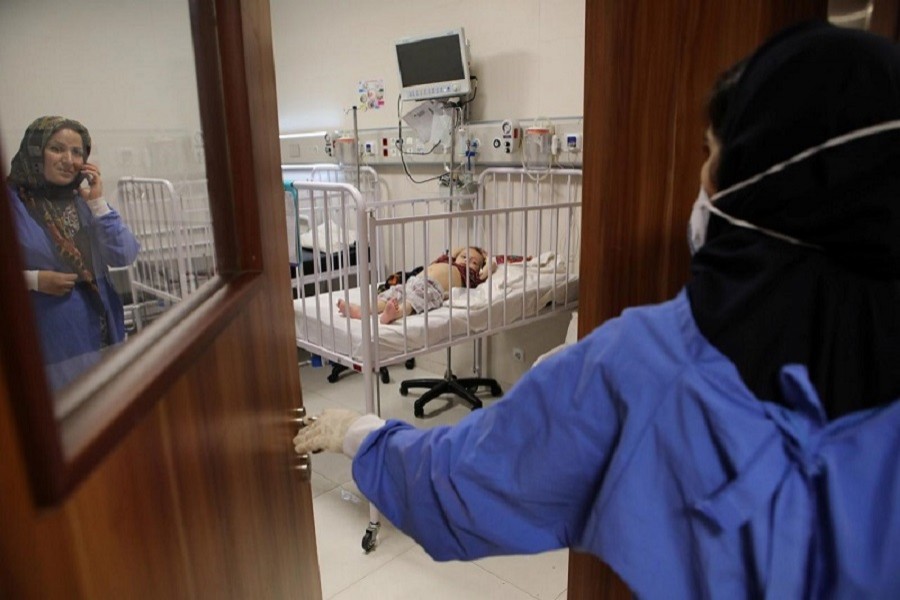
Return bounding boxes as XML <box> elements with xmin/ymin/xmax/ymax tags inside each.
<box><xmin>270</xmin><ymin>0</ymin><xmax>585</xmax><ymax>133</ymax></box>
<box><xmin>271</xmin><ymin>0</ymin><xmax>586</xmax><ymax>384</ymax></box>
<box><xmin>0</xmin><ymin>0</ymin><xmax>205</xmax><ymax>195</ymax></box>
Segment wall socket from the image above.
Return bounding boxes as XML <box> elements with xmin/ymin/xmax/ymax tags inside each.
<box><xmin>512</xmin><ymin>347</ymin><xmax>525</xmax><ymax>362</ymax></box>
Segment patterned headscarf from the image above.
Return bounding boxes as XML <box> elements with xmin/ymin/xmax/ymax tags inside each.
<box><xmin>8</xmin><ymin>115</ymin><xmax>92</xmax><ymax>190</ymax></box>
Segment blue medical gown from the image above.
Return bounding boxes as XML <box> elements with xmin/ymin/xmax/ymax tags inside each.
<box><xmin>9</xmin><ymin>186</ymin><xmax>140</xmax><ymax>390</ymax></box>
<box><xmin>353</xmin><ymin>291</ymin><xmax>900</xmax><ymax>598</ymax></box>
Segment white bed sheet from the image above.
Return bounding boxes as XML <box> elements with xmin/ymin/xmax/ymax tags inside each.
<box><xmin>294</xmin><ymin>252</ymin><xmax>579</xmax><ymax>364</ymax></box>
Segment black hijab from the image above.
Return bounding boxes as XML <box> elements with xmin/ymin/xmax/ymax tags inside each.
<box><xmin>686</xmin><ymin>22</ymin><xmax>900</xmax><ymax>420</ymax></box>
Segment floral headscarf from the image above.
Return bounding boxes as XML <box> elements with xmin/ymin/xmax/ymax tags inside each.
<box><xmin>8</xmin><ymin>115</ymin><xmax>92</xmax><ymax>190</ymax></box>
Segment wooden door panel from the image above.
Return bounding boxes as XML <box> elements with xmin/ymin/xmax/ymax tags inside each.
<box><xmin>1</xmin><ymin>292</ymin><xmax>319</xmax><ymax>599</ymax></box>
<box><xmin>573</xmin><ymin>0</ymin><xmax>827</xmax><ymax>597</ymax></box>
<box><xmin>159</xmin><ymin>310</ymin><xmax>318</xmax><ymax>599</ymax></box>
<box><xmin>1</xmin><ymin>259</ymin><xmax>320</xmax><ymax>600</ymax></box>
<box><xmin>0</xmin><ymin>359</ymin><xmax>82</xmax><ymax>599</ymax></box>
<box><xmin>65</xmin><ymin>410</ymin><xmax>194</xmax><ymax>599</ymax></box>
<box><xmin>871</xmin><ymin>0</ymin><xmax>900</xmax><ymax>39</ymax></box>
<box><xmin>0</xmin><ymin>0</ymin><xmax>322</xmax><ymax>598</ymax></box>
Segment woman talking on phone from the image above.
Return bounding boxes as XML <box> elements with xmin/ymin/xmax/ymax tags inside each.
<box><xmin>6</xmin><ymin>115</ymin><xmax>140</xmax><ymax>392</ymax></box>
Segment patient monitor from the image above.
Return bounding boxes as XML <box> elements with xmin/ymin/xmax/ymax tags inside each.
<box><xmin>395</xmin><ymin>27</ymin><xmax>472</xmax><ymax>101</ymax></box>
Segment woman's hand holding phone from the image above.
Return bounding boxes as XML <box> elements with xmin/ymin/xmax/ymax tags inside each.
<box><xmin>78</xmin><ymin>162</ymin><xmax>103</xmax><ymax>201</ymax></box>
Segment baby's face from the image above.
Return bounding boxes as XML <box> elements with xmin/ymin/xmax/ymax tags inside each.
<box><xmin>456</xmin><ymin>248</ymin><xmax>485</xmax><ymax>272</ymax></box>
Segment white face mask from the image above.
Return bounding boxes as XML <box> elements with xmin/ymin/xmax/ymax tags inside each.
<box><xmin>685</xmin><ymin>118</ymin><xmax>900</xmax><ymax>255</ymax></box>
<box><xmin>687</xmin><ymin>186</ymin><xmax>810</xmax><ymax>254</ymax></box>
<box><xmin>687</xmin><ymin>187</ymin><xmax>711</xmax><ymax>255</ymax></box>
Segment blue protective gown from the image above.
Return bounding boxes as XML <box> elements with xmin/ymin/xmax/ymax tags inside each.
<box><xmin>353</xmin><ymin>291</ymin><xmax>900</xmax><ymax>598</ymax></box>
<box><xmin>9</xmin><ymin>186</ymin><xmax>140</xmax><ymax>390</ymax></box>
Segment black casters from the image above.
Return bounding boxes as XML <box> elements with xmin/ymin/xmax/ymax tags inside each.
<box><xmin>362</xmin><ymin>521</ymin><xmax>381</xmax><ymax>553</ymax></box>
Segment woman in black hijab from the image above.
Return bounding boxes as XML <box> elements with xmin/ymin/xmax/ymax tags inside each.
<box><xmin>688</xmin><ymin>20</ymin><xmax>900</xmax><ymax>420</ymax></box>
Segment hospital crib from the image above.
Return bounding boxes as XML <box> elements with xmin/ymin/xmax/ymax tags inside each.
<box><xmin>283</xmin><ymin>164</ymin><xmax>409</xmax><ymax>383</ymax></box>
<box><xmin>117</xmin><ymin>177</ymin><xmax>216</xmax><ymax>331</ymax></box>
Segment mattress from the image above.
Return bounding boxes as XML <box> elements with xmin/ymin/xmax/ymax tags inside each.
<box><xmin>294</xmin><ymin>251</ymin><xmax>579</xmax><ymax>364</ymax></box>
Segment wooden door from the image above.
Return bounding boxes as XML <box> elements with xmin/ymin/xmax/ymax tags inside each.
<box><xmin>0</xmin><ymin>1</ymin><xmax>321</xmax><ymax>598</ymax></box>
<box><xmin>871</xmin><ymin>0</ymin><xmax>900</xmax><ymax>38</ymax></box>
<box><xmin>570</xmin><ymin>0</ymin><xmax>828</xmax><ymax>597</ymax></box>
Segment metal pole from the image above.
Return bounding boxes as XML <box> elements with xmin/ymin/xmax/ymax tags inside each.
<box><xmin>352</xmin><ymin>106</ymin><xmax>361</xmax><ymax>189</ymax></box>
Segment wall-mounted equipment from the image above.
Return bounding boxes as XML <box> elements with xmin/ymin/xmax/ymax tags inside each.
<box><xmin>491</xmin><ymin>119</ymin><xmax>521</xmax><ymax>154</ymax></box>
<box><xmin>334</xmin><ymin>134</ymin><xmax>358</xmax><ymax>166</ymax></box>
<box><xmin>395</xmin><ymin>27</ymin><xmax>472</xmax><ymax>101</ymax></box>
<box><xmin>523</xmin><ymin>121</ymin><xmax>554</xmax><ymax>171</ymax></box>
<box><xmin>279</xmin><ymin>117</ymin><xmax>582</xmax><ymax>167</ymax></box>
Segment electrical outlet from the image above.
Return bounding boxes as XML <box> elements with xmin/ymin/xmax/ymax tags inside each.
<box><xmin>565</xmin><ymin>133</ymin><xmax>583</xmax><ymax>152</ymax></box>
<box><xmin>512</xmin><ymin>347</ymin><xmax>525</xmax><ymax>362</ymax></box>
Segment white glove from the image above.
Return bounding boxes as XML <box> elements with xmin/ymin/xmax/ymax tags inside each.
<box><xmin>293</xmin><ymin>408</ymin><xmax>362</xmax><ymax>455</ymax></box>
<box><xmin>294</xmin><ymin>409</ymin><xmax>387</xmax><ymax>458</ymax></box>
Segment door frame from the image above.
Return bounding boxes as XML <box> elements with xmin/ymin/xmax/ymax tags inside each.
<box><xmin>0</xmin><ymin>0</ymin><xmax>282</xmax><ymax>506</ymax></box>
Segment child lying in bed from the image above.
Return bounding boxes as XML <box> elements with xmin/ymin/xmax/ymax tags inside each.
<box><xmin>338</xmin><ymin>246</ymin><xmax>490</xmax><ymax>324</ymax></box>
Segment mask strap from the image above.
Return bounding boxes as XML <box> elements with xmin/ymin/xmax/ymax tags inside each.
<box><xmin>705</xmin><ymin>118</ymin><xmax>900</xmax><ymax>250</ymax></box>
<box><xmin>713</xmin><ymin>119</ymin><xmax>900</xmax><ymax>200</ymax></box>
<box><xmin>700</xmin><ymin>196</ymin><xmax>823</xmax><ymax>250</ymax></box>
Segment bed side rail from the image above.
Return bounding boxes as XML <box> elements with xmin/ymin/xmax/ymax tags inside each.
<box><xmin>362</xmin><ymin>167</ymin><xmax>581</xmax><ymax>360</ymax></box>
<box><xmin>290</xmin><ymin>180</ymin><xmax>375</xmax><ymax>371</ymax></box>
<box><xmin>117</xmin><ymin>177</ymin><xmax>216</xmax><ymax>330</ymax></box>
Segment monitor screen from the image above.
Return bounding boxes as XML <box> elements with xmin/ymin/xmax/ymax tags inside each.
<box><xmin>395</xmin><ymin>28</ymin><xmax>471</xmax><ymax>101</ymax></box>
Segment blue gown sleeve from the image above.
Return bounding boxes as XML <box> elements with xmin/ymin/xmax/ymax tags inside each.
<box><xmin>91</xmin><ymin>207</ymin><xmax>140</xmax><ymax>267</ymax></box>
<box><xmin>352</xmin><ymin>331</ymin><xmax>625</xmax><ymax>561</ymax></box>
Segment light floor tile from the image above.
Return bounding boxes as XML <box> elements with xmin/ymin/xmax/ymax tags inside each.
<box><xmin>302</xmin><ymin>362</ymin><xmax>567</xmax><ymax>600</ymax></box>
<box><xmin>307</xmin><ymin>448</ymin><xmax>354</xmax><ymax>487</ymax></box>
<box><xmin>475</xmin><ymin>550</ymin><xmax>569</xmax><ymax>600</ymax></box>
<box><xmin>299</xmin><ymin>388</ymin><xmax>359</xmax><ymax>414</ymax></box>
<box><xmin>309</xmin><ymin>470</ymin><xmax>340</xmax><ymax>499</ymax></box>
<box><xmin>331</xmin><ymin>545</ymin><xmax>536</xmax><ymax>600</ymax></box>
<box><xmin>313</xmin><ymin>487</ymin><xmax>417</xmax><ymax>599</ymax></box>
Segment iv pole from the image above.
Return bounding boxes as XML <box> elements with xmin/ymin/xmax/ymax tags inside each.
<box><xmin>400</xmin><ymin>102</ymin><xmax>502</xmax><ymax>418</ymax></box>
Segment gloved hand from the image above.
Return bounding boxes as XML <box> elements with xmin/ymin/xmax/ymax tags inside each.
<box><xmin>293</xmin><ymin>408</ymin><xmax>362</xmax><ymax>455</ymax></box>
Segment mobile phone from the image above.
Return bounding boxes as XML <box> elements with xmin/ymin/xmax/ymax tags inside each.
<box><xmin>72</xmin><ymin>172</ymin><xmax>87</xmax><ymax>187</ymax></box>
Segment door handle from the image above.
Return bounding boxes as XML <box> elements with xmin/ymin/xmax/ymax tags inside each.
<box><xmin>289</xmin><ymin>406</ymin><xmax>307</xmax><ymax>424</ymax></box>
<box><xmin>290</xmin><ymin>406</ymin><xmax>312</xmax><ymax>482</ymax></box>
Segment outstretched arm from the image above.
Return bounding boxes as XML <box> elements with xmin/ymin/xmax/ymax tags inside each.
<box><xmin>295</xmin><ymin>334</ymin><xmax>624</xmax><ymax>561</ymax></box>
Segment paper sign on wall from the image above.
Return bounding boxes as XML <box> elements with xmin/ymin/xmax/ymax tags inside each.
<box><xmin>358</xmin><ymin>79</ymin><xmax>385</xmax><ymax>111</ymax></box>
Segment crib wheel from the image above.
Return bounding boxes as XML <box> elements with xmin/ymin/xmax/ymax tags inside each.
<box><xmin>405</xmin><ymin>358</ymin><xmax>416</xmax><ymax>369</ymax></box>
<box><xmin>327</xmin><ymin>363</ymin><xmax>349</xmax><ymax>383</ymax></box>
<box><xmin>490</xmin><ymin>383</ymin><xmax>503</xmax><ymax>397</ymax></box>
<box><xmin>362</xmin><ymin>521</ymin><xmax>381</xmax><ymax>553</ymax></box>
<box><xmin>380</xmin><ymin>367</ymin><xmax>390</xmax><ymax>384</ymax></box>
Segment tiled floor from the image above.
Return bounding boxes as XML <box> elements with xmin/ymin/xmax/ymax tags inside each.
<box><xmin>299</xmin><ymin>361</ymin><xmax>569</xmax><ymax>600</ymax></box>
